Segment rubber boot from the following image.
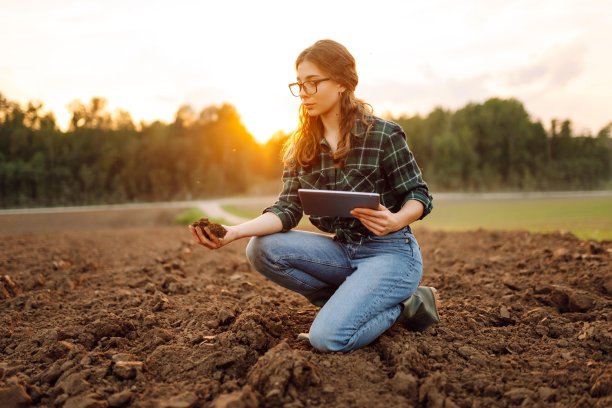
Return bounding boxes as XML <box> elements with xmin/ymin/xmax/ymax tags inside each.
<box><xmin>397</xmin><ymin>286</ymin><xmax>440</xmax><ymax>331</ymax></box>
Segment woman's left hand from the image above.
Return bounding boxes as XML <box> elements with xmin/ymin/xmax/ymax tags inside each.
<box><xmin>351</xmin><ymin>204</ymin><xmax>403</xmax><ymax>236</ymax></box>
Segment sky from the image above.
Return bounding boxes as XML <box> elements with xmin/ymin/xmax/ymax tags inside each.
<box><xmin>1</xmin><ymin>0</ymin><xmax>611</xmax><ymax>143</ymax></box>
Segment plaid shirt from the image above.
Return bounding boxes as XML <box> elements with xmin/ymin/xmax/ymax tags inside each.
<box><xmin>263</xmin><ymin>116</ymin><xmax>433</xmax><ymax>244</ymax></box>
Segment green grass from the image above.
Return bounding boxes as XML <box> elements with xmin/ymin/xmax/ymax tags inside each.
<box><xmin>225</xmin><ymin>196</ymin><xmax>612</xmax><ymax>241</ymax></box>
<box><xmin>416</xmin><ymin>196</ymin><xmax>612</xmax><ymax>241</ymax></box>
<box><xmin>173</xmin><ymin>208</ymin><xmax>229</xmax><ymax>226</ymax></box>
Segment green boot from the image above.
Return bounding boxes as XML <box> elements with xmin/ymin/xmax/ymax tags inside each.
<box><xmin>397</xmin><ymin>286</ymin><xmax>440</xmax><ymax>331</ymax></box>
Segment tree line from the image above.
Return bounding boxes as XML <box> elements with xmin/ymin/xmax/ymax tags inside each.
<box><xmin>0</xmin><ymin>94</ymin><xmax>285</xmax><ymax>208</ymax></box>
<box><xmin>0</xmin><ymin>92</ymin><xmax>610</xmax><ymax>208</ymax></box>
<box><xmin>396</xmin><ymin>98</ymin><xmax>611</xmax><ymax>191</ymax></box>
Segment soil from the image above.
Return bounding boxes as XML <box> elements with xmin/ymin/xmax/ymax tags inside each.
<box><xmin>0</xmin><ymin>209</ymin><xmax>610</xmax><ymax>408</ymax></box>
<box><xmin>191</xmin><ymin>219</ymin><xmax>228</xmax><ymax>239</ymax></box>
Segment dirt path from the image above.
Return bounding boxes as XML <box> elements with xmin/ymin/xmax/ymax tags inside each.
<box><xmin>0</xmin><ymin>210</ymin><xmax>610</xmax><ymax>407</ymax></box>
<box><xmin>194</xmin><ymin>201</ymin><xmax>247</xmax><ymax>225</ymax></box>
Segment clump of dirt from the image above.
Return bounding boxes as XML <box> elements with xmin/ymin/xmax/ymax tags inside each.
<box><xmin>191</xmin><ymin>218</ymin><xmax>227</xmax><ymax>239</ymax></box>
<box><xmin>211</xmin><ymin>341</ymin><xmax>321</xmax><ymax>407</ymax></box>
<box><xmin>0</xmin><ymin>275</ymin><xmax>21</xmax><ymax>300</ymax></box>
<box><xmin>0</xmin><ymin>211</ymin><xmax>611</xmax><ymax>407</ymax></box>
<box><xmin>247</xmin><ymin>341</ymin><xmax>320</xmax><ymax>406</ymax></box>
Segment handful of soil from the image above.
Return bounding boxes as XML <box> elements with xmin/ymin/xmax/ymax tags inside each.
<box><xmin>191</xmin><ymin>218</ymin><xmax>227</xmax><ymax>239</ymax></box>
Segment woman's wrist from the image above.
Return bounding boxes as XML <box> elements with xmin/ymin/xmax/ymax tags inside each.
<box><xmin>227</xmin><ymin>224</ymin><xmax>244</xmax><ymax>240</ymax></box>
<box><xmin>391</xmin><ymin>212</ymin><xmax>406</xmax><ymax>231</ymax></box>
<box><xmin>395</xmin><ymin>200</ymin><xmax>425</xmax><ymax>229</ymax></box>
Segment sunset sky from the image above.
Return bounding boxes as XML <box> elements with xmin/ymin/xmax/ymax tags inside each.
<box><xmin>1</xmin><ymin>0</ymin><xmax>611</xmax><ymax>143</ymax></box>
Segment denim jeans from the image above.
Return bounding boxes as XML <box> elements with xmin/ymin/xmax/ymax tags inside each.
<box><xmin>245</xmin><ymin>227</ymin><xmax>423</xmax><ymax>352</ymax></box>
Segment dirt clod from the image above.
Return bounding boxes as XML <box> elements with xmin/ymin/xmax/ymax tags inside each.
<box><xmin>0</xmin><ymin>275</ymin><xmax>21</xmax><ymax>300</ymax></box>
<box><xmin>390</xmin><ymin>371</ymin><xmax>418</xmax><ymax>398</ymax></box>
<box><xmin>590</xmin><ymin>370</ymin><xmax>612</xmax><ymax>397</ymax></box>
<box><xmin>211</xmin><ymin>385</ymin><xmax>259</xmax><ymax>408</ymax></box>
<box><xmin>538</xmin><ymin>386</ymin><xmax>557</xmax><ymax>402</ymax></box>
<box><xmin>247</xmin><ymin>341</ymin><xmax>320</xmax><ymax>406</ymax></box>
<box><xmin>418</xmin><ymin>372</ymin><xmax>448</xmax><ymax>408</ymax></box>
<box><xmin>107</xmin><ymin>390</ymin><xmax>133</xmax><ymax>407</ymax></box>
<box><xmin>191</xmin><ymin>218</ymin><xmax>227</xmax><ymax>239</ymax></box>
<box><xmin>504</xmin><ymin>387</ymin><xmax>535</xmax><ymax>404</ymax></box>
<box><xmin>550</xmin><ymin>285</ymin><xmax>596</xmax><ymax>312</ymax></box>
<box><xmin>154</xmin><ymin>391</ymin><xmax>198</xmax><ymax>408</ymax></box>
<box><xmin>0</xmin><ymin>378</ymin><xmax>32</xmax><ymax>408</ymax></box>
<box><xmin>63</xmin><ymin>394</ymin><xmax>106</xmax><ymax>408</ymax></box>
<box><xmin>112</xmin><ymin>361</ymin><xmax>143</xmax><ymax>380</ymax></box>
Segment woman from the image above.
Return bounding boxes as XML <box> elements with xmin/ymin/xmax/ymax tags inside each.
<box><xmin>189</xmin><ymin>39</ymin><xmax>439</xmax><ymax>353</ymax></box>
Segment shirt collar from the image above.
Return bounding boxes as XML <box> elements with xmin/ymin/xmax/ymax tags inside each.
<box><xmin>351</xmin><ymin>117</ymin><xmax>371</xmax><ymax>139</ymax></box>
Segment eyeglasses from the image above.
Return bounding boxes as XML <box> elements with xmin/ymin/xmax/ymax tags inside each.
<box><xmin>288</xmin><ymin>78</ymin><xmax>330</xmax><ymax>97</ymax></box>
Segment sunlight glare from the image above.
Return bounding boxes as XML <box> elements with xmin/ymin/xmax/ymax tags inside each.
<box><xmin>236</xmin><ymin>97</ymin><xmax>299</xmax><ymax>144</ymax></box>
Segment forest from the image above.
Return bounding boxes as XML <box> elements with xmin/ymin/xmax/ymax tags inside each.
<box><xmin>0</xmin><ymin>92</ymin><xmax>610</xmax><ymax>208</ymax></box>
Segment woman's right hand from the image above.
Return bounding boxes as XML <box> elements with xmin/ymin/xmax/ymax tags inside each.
<box><xmin>189</xmin><ymin>224</ymin><xmax>239</xmax><ymax>250</ymax></box>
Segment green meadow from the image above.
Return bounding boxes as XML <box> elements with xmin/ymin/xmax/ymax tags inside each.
<box><xmin>221</xmin><ymin>195</ymin><xmax>612</xmax><ymax>241</ymax></box>
<box><xmin>415</xmin><ymin>196</ymin><xmax>612</xmax><ymax>241</ymax></box>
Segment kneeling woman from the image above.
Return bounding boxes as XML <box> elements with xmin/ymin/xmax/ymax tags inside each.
<box><xmin>189</xmin><ymin>39</ymin><xmax>439</xmax><ymax>352</ymax></box>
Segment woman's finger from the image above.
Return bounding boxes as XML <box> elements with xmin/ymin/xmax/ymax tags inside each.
<box><xmin>189</xmin><ymin>226</ymin><xmax>217</xmax><ymax>249</ymax></box>
<box><xmin>360</xmin><ymin>218</ymin><xmax>384</xmax><ymax>235</ymax></box>
<box><xmin>204</xmin><ymin>226</ymin><xmax>222</xmax><ymax>247</ymax></box>
<box><xmin>195</xmin><ymin>226</ymin><xmax>218</xmax><ymax>248</ymax></box>
<box><xmin>189</xmin><ymin>226</ymin><xmax>203</xmax><ymax>244</ymax></box>
<box><xmin>352</xmin><ymin>207</ymin><xmax>379</xmax><ymax>217</ymax></box>
<box><xmin>356</xmin><ymin>213</ymin><xmax>387</xmax><ymax>228</ymax></box>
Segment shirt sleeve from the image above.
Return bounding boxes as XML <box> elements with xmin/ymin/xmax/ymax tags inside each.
<box><xmin>381</xmin><ymin>125</ymin><xmax>433</xmax><ymax>220</ymax></box>
<box><xmin>262</xmin><ymin>166</ymin><xmax>304</xmax><ymax>231</ymax></box>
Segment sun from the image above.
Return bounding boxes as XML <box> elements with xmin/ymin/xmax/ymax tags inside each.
<box><xmin>234</xmin><ymin>97</ymin><xmax>299</xmax><ymax>144</ymax></box>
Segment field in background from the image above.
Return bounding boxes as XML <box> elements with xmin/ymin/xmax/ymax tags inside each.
<box><xmin>222</xmin><ymin>196</ymin><xmax>612</xmax><ymax>241</ymax></box>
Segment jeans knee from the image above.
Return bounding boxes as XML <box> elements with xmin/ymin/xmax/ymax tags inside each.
<box><xmin>246</xmin><ymin>235</ymin><xmax>280</xmax><ymax>276</ymax></box>
<box><xmin>245</xmin><ymin>236</ymin><xmax>261</xmax><ymax>266</ymax></box>
<box><xmin>246</xmin><ymin>235</ymin><xmax>273</xmax><ymax>264</ymax></box>
<box><xmin>308</xmin><ymin>320</ymin><xmax>352</xmax><ymax>353</ymax></box>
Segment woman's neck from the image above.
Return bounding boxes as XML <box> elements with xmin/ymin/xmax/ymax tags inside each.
<box><xmin>320</xmin><ymin>105</ymin><xmax>341</xmax><ymax>142</ymax></box>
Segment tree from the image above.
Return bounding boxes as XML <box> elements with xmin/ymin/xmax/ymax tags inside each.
<box><xmin>68</xmin><ymin>97</ymin><xmax>112</xmax><ymax>130</ymax></box>
<box><xmin>0</xmin><ymin>92</ymin><xmax>610</xmax><ymax>208</ymax></box>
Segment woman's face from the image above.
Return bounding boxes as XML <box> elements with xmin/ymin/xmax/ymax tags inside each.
<box><xmin>296</xmin><ymin>59</ymin><xmax>345</xmax><ymax>118</ymax></box>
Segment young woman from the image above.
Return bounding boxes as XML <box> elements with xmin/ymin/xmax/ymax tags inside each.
<box><xmin>189</xmin><ymin>39</ymin><xmax>439</xmax><ymax>353</ymax></box>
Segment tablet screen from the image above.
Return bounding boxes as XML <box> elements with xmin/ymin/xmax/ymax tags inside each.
<box><xmin>298</xmin><ymin>189</ymin><xmax>380</xmax><ymax>218</ymax></box>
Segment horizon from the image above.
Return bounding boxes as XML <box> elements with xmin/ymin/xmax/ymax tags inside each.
<box><xmin>2</xmin><ymin>92</ymin><xmax>608</xmax><ymax>144</ymax></box>
<box><xmin>1</xmin><ymin>0</ymin><xmax>611</xmax><ymax>143</ymax></box>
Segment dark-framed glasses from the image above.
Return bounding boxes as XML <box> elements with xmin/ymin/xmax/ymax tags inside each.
<box><xmin>288</xmin><ymin>78</ymin><xmax>330</xmax><ymax>97</ymax></box>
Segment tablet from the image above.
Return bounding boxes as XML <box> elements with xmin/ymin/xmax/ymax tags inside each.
<box><xmin>298</xmin><ymin>189</ymin><xmax>380</xmax><ymax>218</ymax></box>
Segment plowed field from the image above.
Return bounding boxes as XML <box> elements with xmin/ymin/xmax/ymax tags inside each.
<box><xmin>0</xmin><ymin>209</ymin><xmax>610</xmax><ymax>407</ymax></box>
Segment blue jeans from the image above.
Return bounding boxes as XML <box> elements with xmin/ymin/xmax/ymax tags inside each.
<box><xmin>245</xmin><ymin>227</ymin><xmax>423</xmax><ymax>352</ymax></box>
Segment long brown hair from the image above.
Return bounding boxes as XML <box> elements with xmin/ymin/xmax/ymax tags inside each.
<box><xmin>283</xmin><ymin>39</ymin><xmax>372</xmax><ymax>169</ymax></box>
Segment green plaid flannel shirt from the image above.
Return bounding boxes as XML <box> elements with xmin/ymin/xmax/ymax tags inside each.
<box><xmin>263</xmin><ymin>116</ymin><xmax>433</xmax><ymax>243</ymax></box>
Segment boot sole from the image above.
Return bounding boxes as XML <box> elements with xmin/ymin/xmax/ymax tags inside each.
<box><xmin>429</xmin><ymin>287</ymin><xmax>441</xmax><ymax>322</ymax></box>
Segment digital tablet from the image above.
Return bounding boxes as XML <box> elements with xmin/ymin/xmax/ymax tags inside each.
<box><xmin>298</xmin><ymin>189</ymin><xmax>380</xmax><ymax>218</ymax></box>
